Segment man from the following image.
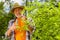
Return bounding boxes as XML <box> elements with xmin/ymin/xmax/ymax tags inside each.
<box><xmin>5</xmin><ymin>3</ymin><xmax>35</xmax><ymax>40</ymax></box>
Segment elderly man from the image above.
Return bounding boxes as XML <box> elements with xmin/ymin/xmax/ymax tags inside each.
<box><xmin>5</xmin><ymin>2</ymin><xmax>35</xmax><ymax>40</ymax></box>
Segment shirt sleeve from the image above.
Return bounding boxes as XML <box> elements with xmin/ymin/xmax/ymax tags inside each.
<box><xmin>8</xmin><ymin>19</ymin><xmax>14</xmax><ymax>29</ymax></box>
<box><xmin>5</xmin><ymin>19</ymin><xmax>15</xmax><ymax>39</ymax></box>
<box><xmin>27</xmin><ymin>17</ymin><xmax>36</xmax><ymax>33</ymax></box>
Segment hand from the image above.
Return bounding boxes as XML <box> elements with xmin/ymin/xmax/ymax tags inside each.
<box><xmin>28</xmin><ymin>25</ymin><xmax>34</xmax><ymax>34</ymax></box>
<box><xmin>5</xmin><ymin>30</ymin><xmax>11</xmax><ymax>37</ymax></box>
<box><xmin>5</xmin><ymin>23</ymin><xmax>16</xmax><ymax>37</ymax></box>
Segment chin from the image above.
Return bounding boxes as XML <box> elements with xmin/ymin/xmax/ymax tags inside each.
<box><xmin>17</xmin><ymin>16</ymin><xmax>20</xmax><ymax>18</ymax></box>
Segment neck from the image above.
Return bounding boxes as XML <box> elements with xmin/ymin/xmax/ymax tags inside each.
<box><xmin>16</xmin><ymin>14</ymin><xmax>23</xmax><ymax>19</ymax></box>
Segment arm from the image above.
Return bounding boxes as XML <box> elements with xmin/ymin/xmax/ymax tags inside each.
<box><xmin>23</xmin><ymin>15</ymin><xmax>36</xmax><ymax>33</ymax></box>
<box><xmin>27</xmin><ymin>17</ymin><xmax>36</xmax><ymax>34</ymax></box>
<box><xmin>28</xmin><ymin>25</ymin><xmax>35</xmax><ymax>34</ymax></box>
<box><xmin>6</xmin><ymin>23</ymin><xmax>15</xmax><ymax>37</ymax></box>
<box><xmin>5</xmin><ymin>20</ymin><xmax>16</xmax><ymax>37</ymax></box>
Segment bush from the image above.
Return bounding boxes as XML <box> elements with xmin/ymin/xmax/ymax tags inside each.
<box><xmin>0</xmin><ymin>1</ymin><xmax>60</xmax><ymax>40</ymax></box>
<box><xmin>0</xmin><ymin>2</ymin><xmax>14</xmax><ymax>39</ymax></box>
<box><xmin>27</xmin><ymin>2</ymin><xmax>60</xmax><ymax>40</ymax></box>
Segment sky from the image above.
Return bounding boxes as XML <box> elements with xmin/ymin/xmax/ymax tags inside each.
<box><xmin>2</xmin><ymin>0</ymin><xmax>25</xmax><ymax>13</ymax></box>
<box><xmin>0</xmin><ymin>0</ymin><xmax>5</xmax><ymax>2</ymax></box>
<box><xmin>0</xmin><ymin>0</ymin><xmax>25</xmax><ymax>5</ymax></box>
<box><xmin>12</xmin><ymin>0</ymin><xmax>24</xmax><ymax>4</ymax></box>
<box><xmin>0</xmin><ymin>0</ymin><xmax>24</xmax><ymax>3</ymax></box>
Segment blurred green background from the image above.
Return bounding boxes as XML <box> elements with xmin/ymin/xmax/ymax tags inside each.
<box><xmin>0</xmin><ymin>0</ymin><xmax>60</xmax><ymax>40</ymax></box>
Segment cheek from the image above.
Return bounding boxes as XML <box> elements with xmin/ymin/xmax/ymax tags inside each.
<box><xmin>19</xmin><ymin>9</ymin><xmax>22</xmax><ymax>13</ymax></box>
<box><xmin>15</xmin><ymin>13</ymin><xmax>20</xmax><ymax>16</ymax></box>
<box><xmin>14</xmin><ymin>11</ymin><xmax>17</xmax><ymax>14</ymax></box>
<box><xmin>18</xmin><ymin>11</ymin><xmax>20</xmax><ymax>13</ymax></box>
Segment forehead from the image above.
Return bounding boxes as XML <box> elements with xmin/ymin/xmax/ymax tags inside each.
<box><xmin>14</xmin><ymin>8</ymin><xmax>21</xmax><ymax>10</ymax></box>
<box><xmin>13</xmin><ymin>7</ymin><xmax>23</xmax><ymax>13</ymax></box>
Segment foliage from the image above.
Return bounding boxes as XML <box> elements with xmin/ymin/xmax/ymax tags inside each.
<box><xmin>0</xmin><ymin>0</ymin><xmax>60</xmax><ymax>40</ymax></box>
<box><xmin>26</xmin><ymin>2</ymin><xmax>60</xmax><ymax>40</ymax></box>
<box><xmin>0</xmin><ymin>2</ymin><xmax>14</xmax><ymax>40</ymax></box>
<box><xmin>0</xmin><ymin>13</ymin><xmax>14</xmax><ymax>35</ymax></box>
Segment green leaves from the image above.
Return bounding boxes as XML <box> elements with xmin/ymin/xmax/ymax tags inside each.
<box><xmin>27</xmin><ymin>2</ymin><xmax>60</xmax><ymax>40</ymax></box>
<box><xmin>0</xmin><ymin>1</ymin><xmax>60</xmax><ymax>40</ymax></box>
<box><xmin>55</xmin><ymin>35</ymin><xmax>60</xmax><ymax>40</ymax></box>
<box><xmin>0</xmin><ymin>2</ymin><xmax>14</xmax><ymax>38</ymax></box>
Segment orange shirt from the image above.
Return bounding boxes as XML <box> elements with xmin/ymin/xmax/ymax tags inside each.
<box><xmin>14</xmin><ymin>18</ymin><xmax>26</xmax><ymax>40</ymax></box>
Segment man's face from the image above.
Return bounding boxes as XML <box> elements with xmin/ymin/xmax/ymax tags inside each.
<box><xmin>13</xmin><ymin>8</ymin><xmax>23</xmax><ymax>18</ymax></box>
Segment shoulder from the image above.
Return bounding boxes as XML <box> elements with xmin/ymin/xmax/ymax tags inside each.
<box><xmin>9</xmin><ymin>19</ymin><xmax>15</xmax><ymax>24</ymax></box>
<box><xmin>8</xmin><ymin>19</ymin><xmax>15</xmax><ymax>29</ymax></box>
<box><xmin>22</xmin><ymin>15</ymin><xmax>27</xmax><ymax>20</ymax></box>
